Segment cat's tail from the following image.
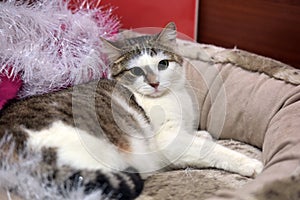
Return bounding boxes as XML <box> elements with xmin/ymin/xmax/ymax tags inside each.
<box><xmin>0</xmin><ymin>135</ymin><xmax>144</xmax><ymax>200</ymax></box>
<box><xmin>210</xmin><ymin>48</ymin><xmax>300</xmax><ymax>85</ymax></box>
<box><xmin>1</xmin><ymin>158</ymin><xmax>144</xmax><ymax>200</ymax></box>
<box><xmin>61</xmin><ymin>167</ymin><xmax>144</xmax><ymax>200</ymax></box>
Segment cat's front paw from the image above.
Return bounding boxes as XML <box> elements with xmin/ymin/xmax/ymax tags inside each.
<box><xmin>195</xmin><ymin>131</ymin><xmax>213</xmax><ymax>140</ymax></box>
<box><xmin>238</xmin><ymin>158</ymin><xmax>263</xmax><ymax>178</ymax></box>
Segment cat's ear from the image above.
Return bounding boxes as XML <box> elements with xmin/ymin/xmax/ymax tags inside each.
<box><xmin>100</xmin><ymin>37</ymin><xmax>122</xmax><ymax>62</ymax></box>
<box><xmin>155</xmin><ymin>22</ymin><xmax>177</xmax><ymax>44</ymax></box>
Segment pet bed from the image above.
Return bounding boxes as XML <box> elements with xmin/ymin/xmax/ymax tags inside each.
<box><xmin>137</xmin><ymin>40</ymin><xmax>300</xmax><ymax>200</ymax></box>
<box><xmin>1</xmin><ymin>36</ymin><xmax>300</xmax><ymax>200</ymax></box>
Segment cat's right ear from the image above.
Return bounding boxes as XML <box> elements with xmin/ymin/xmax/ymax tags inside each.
<box><xmin>100</xmin><ymin>37</ymin><xmax>122</xmax><ymax>62</ymax></box>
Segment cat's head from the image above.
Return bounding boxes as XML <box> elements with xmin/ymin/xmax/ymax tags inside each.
<box><xmin>101</xmin><ymin>22</ymin><xmax>184</xmax><ymax>97</ymax></box>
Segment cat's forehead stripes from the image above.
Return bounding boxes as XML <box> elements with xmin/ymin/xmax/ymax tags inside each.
<box><xmin>107</xmin><ymin>32</ymin><xmax>184</xmax><ymax>77</ymax></box>
<box><xmin>122</xmin><ymin>35</ymin><xmax>154</xmax><ymax>48</ymax></box>
<box><xmin>113</xmin><ymin>48</ymin><xmax>158</xmax><ymax>65</ymax></box>
<box><xmin>110</xmin><ymin>49</ymin><xmax>183</xmax><ymax>78</ymax></box>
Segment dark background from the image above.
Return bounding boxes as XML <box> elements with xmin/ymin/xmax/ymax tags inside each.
<box><xmin>197</xmin><ymin>0</ymin><xmax>300</xmax><ymax>68</ymax></box>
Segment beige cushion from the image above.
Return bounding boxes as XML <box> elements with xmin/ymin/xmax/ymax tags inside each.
<box><xmin>182</xmin><ymin>41</ymin><xmax>300</xmax><ymax>199</ymax></box>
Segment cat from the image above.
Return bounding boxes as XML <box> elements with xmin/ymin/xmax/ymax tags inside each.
<box><xmin>0</xmin><ymin>22</ymin><xmax>263</xmax><ymax>200</ymax></box>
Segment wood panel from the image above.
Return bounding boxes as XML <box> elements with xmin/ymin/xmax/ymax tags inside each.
<box><xmin>198</xmin><ymin>0</ymin><xmax>300</xmax><ymax>68</ymax></box>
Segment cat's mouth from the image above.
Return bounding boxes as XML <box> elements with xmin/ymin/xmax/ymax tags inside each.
<box><xmin>135</xmin><ymin>83</ymin><xmax>170</xmax><ymax>97</ymax></box>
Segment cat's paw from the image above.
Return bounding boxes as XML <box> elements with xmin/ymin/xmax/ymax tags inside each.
<box><xmin>195</xmin><ymin>131</ymin><xmax>213</xmax><ymax>140</ymax></box>
<box><xmin>238</xmin><ymin>158</ymin><xmax>263</xmax><ymax>178</ymax></box>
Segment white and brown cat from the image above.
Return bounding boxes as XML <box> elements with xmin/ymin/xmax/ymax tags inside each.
<box><xmin>0</xmin><ymin>22</ymin><xmax>263</xmax><ymax>200</ymax></box>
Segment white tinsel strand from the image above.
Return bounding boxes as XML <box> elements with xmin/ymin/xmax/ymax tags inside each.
<box><xmin>0</xmin><ymin>135</ymin><xmax>106</xmax><ymax>200</ymax></box>
<box><xmin>0</xmin><ymin>0</ymin><xmax>120</xmax><ymax>98</ymax></box>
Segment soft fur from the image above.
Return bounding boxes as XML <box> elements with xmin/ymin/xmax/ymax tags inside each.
<box><xmin>0</xmin><ymin>23</ymin><xmax>264</xmax><ymax>199</ymax></box>
<box><xmin>101</xmin><ymin>22</ymin><xmax>263</xmax><ymax>177</ymax></box>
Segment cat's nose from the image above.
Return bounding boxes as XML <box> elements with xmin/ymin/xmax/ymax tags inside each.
<box><xmin>149</xmin><ymin>82</ymin><xmax>160</xmax><ymax>89</ymax></box>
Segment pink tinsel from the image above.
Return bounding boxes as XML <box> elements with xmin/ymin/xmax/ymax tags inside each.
<box><xmin>0</xmin><ymin>0</ymin><xmax>119</xmax><ymax>99</ymax></box>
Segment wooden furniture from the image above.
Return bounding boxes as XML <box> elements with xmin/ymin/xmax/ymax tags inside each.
<box><xmin>197</xmin><ymin>0</ymin><xmax>300</xmax><ymax>68</ymax></box>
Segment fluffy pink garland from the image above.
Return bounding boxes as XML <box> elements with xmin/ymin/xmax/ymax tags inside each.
<box><xmin>0</xmin><ymin>0</ymin><xmax>119</xmax><ymax>102</ymax></box>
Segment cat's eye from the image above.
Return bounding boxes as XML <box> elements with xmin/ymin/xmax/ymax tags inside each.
<box><xmin>158</xmin><ymin>60</ymin><xmax>169</xmax><ymax>70</ymax></box>
<box><xmin>130</xmin><ymin>67</ymin><xmax>144</xmax><ymax>76</ymax></box>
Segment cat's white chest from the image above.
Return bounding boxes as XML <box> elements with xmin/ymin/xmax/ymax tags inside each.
<box><xmin>134</xmin><ymin>88</ymin><xmax>195</xmax><ymax>134</ymax></box>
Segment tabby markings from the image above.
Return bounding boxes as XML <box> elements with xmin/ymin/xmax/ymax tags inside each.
<box><xmin>24</xmin><ymin>121</ymin><xmax>128</xmax><ymax>171</ymax></box>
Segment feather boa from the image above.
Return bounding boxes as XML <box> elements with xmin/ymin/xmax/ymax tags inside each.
<box><xmin>0</xmin><ymin>0</ymin><xmax>119</xmax><ymax>98</ymax></box>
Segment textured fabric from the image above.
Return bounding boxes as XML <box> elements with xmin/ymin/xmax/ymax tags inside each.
<box><xmin>182</xmin><ymin>41</ymin><xmax>300</xmax><ymax>199</ymax></box>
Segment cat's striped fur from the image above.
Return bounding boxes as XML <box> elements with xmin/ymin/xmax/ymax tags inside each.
<box><xmin>0</xmin><ymin>22</ymin><xmax>264</xmax><ymax>199</ymax></box>
<box><xmin>0</xmin><ymin>80</ymin><xmax>147</xmax><ymax>199</ymax></box>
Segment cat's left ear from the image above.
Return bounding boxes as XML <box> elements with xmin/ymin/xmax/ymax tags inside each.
<box><xmin>100</xmin><ymin>37</ymin><xmax>122</xmax><ymax>62</ymax></box>
<box><xmin>155</xmin><ymin>22</ymin><xmax>177</xmax><ymax>44</ymax></box>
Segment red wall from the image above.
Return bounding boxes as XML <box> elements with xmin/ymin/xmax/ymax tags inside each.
<box><xmin>69</xmin><ymin>0</ymin><xmax>198</xmax><ymax>40</ymax></box>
